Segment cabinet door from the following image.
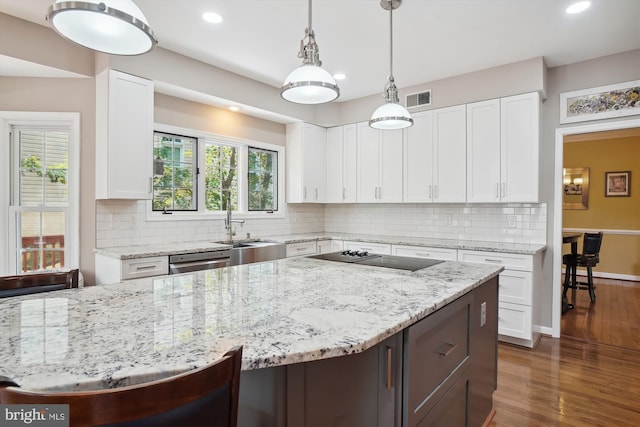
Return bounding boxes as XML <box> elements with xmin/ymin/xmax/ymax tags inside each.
<box><xmin>303</xmin><ymin>123</ymin><xmax>327</xmax><ymax>202</ymax></box>
<box><xmin>96</xmin><ymin>69</ymin><xmax>153</xmax><ymax>199</ymax></box>
<box><xmin>404</xmin><ymin>111</ymin><xmax>434</xmax><ymax>202</ymax></box>
<box><xmin>285</xmin><ymin>122</ymin><xmax>326</xmax><ymax>203</ymax></box>
<box><xmin>342</xmin><ymin>124</ymin><xmax>358</xmax><ymax>203</ymax></box>
<box><xmin>501</xmin><ymin>92</ymin><xmax>539</xmax><ymax>202</ymax></box>
<box><xmin>467</xmin><ymin>99</ymin><xmax>501</xmax><ymax>202</ymax></box>
<box><xmin>379</xmin><ymin>129</ymin><xmax>403</xmax><ymax>202</ymax></box>
<box><xmin>326</xmin><ymin>126</ymin><xmax>344</xmax><ymax>203</ymax></box>
<box><xmin>433</xmin><ymin>105</ymin><xmax>466</xmax><ymax>202</ymax></box>
<box><xmin>356</xmin><ymin>122</ymin><xmax>380</xmax><ymax>202</ymax></box>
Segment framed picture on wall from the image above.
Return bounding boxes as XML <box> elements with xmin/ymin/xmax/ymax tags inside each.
<box><xmin>560</xmin><ymin>80</ymin><xmax>640</xmax><ymax>124</ymax></box>
<box><xmin>605</xmin><ymin>171</ymin><xmax>631</xmax><ymax>197</ymax></box>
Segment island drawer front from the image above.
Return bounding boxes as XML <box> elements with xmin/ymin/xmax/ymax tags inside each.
<box><xmin>415</xmin><ymin>366</ymin><xmax>469</xmax><ymax>427</ymax></box>
<box><xmin>344</xmin><ymin>241</ymin><xmax>392</xmax><ymax>255</ymax></box>
<box><xmin>121</xmin><ymin>256</ymin><xmax>168</xmax><ymax>280</ymax></box>
<box><xmin>392</xmin><ymin>245</ymin><xmax>458</xmax><ymax>261</ymax></box>
<box><xmin>498</xmin><ymin>302</ymin><xmax>532</xmax><ymax>339</ymax></box>
<box><xmin>498</xmin><ymin>270</ymin><xmax>533</xmax><ymax>305</ymax></box>
<box><xmin>286</xmin><ymin>241</ymin><xmax>317</xmax><ymax>257</ymax></box>
<box><xmin>404</xmin><ymin>293</ymin><xmax>471</xmax><ymax>426</ymax></box>
<box><xmin>457</xmin><ymin>250</ymin><xmax>533</xmax><ymax>271</ymax></box>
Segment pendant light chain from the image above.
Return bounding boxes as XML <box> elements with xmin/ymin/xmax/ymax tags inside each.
<box><xmin>388</xmin><ymin>1</ymin><xmax>394</xmax><ymax>81</ymax></box>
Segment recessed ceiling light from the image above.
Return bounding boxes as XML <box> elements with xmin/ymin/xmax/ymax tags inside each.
<box><xmin>228</xmin><ymin>106</ymin><xmax>241</xmax><ymax>112</ymax></box>
<box><xmin>203</xmin><ymin>12</ymin><xmax>223</xmax><ymax>24</ymax></box>
<box><xmin>566</xmin><ymin>1</ymin><xmax>591</xmax><ymax>14</ymax></box>
<box><xmin>333</xmin><ymin>73</ymin><xmax>347</xmax><ymax>81</ymax></box>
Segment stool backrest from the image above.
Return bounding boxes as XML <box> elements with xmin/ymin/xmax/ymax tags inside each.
<box><xmin>0</xmin><ymin>346</ymin><xmax>243</xmax><ymax>427</ymax></box>
<box><xmin>583</xmin><ymin>232</ymin><xmax>603</xmax><ymax>256</ymax></box>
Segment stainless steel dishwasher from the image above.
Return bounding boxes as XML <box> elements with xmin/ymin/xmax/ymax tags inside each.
<box><xmin>168</xmin><ymin>250</ymin><xmax>231</xmax><ymax>274</ymax></box>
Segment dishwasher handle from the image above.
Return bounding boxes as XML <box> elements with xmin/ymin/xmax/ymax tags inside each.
<box><xmin>169</xmin><ymin>258</ymin><xmax>230</xmax><ymax>274</ymax></box>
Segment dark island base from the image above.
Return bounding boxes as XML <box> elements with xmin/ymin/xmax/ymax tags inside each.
<box><xmin>237</xmin><ymin>277</ymin><xmax>498</xmax><ymax>427</ymax></box>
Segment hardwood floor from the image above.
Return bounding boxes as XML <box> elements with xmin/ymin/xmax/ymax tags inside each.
<box><xmin>561</xmin><ymin>278</ymin><xmax>640</xmax><ymax>351</ymax></box>
<box><xmin>490</xmin><ymin>279</ymin><xmax>640</xmax><ymax>426</ymax></box>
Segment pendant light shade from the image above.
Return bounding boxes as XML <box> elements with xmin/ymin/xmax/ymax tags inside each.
<box><xmin>281</xmin><ymin>0</ymin><xmax>339</xmax><ymax>104</ymax></box>
<box><xmin>369</xmin><ymin>0</ymin><xmax>413</xmax><ymax>130</ymax></box>
<box><xmin>47</xmin><ymin>0</ymin><xmax>157</xmax><ymax>55</ymax></box>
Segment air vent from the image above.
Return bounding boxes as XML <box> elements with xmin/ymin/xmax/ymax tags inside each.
<box><xmin>406</xmin><ymin>90</ymin><xmax>431</xmax><ymax>109</ymax></box>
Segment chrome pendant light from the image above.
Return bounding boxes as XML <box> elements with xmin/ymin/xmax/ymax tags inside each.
<box><xmin>369</xmin><ymin>0</ymin><xmax>413</xmax><ymax>130</ymax></box>
<box><xmin>281</xmin><ymin>0</ymin><xmax>339</xmax><ymax>104</ymax></box>
<box><xmin>47</xmin><ymin>0</ymin><xmax>157</xmax><ymax>55</ymax></box>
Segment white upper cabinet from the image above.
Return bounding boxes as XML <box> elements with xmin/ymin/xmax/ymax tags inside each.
<box><xmin>501</xmin><ymin>92</ymin><xmax>540</xmax><ymax>202</ymax></box>
<box><xmin>326</xmin><ymin>124</ymin><xmax>357</xmax><ymax>203</ymax></box>
<box><xmin>466</xmin><ymin>99</ymin><xmax>501</xmax><ymax>202</ymax></box>
<box><xmin>286</xmin><ymin>122</ymin><xmax>327</xmax><ymax>203</ymax></box>
<box><xmin>404</xmin><ymin>106</ymin><xmax>466</xmax><ymax>203</ymax></box>
<box><xmin>356</xmin><ymin>122</ymin><xmax>403</xmax><ymax>203</ymax></box>
<box><xmin>95</xmin><ymin>69</ymin><xmax>154</xmax><ymax>199</ymax></box>
<box><xmin>466</xmin><ymin>92</ymin><xmax>540</xmax><ymax>203</ymax></box>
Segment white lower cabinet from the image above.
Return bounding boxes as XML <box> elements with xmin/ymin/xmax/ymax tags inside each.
<box><xmin>95</xmin><ymin>253</ymin><xmax>168</xmax><ymax>285</ymax></box>
<box><xmin>286</xmin><ymin>241</ymin><xmax>318</xmax><ymax>257</ymax></box>
<box><xmin>392</xmin><ymin>244</ymin><xmax>457</xmax><ymax>261</ymax></box>
<box><xmin>457</xmin><ymin>249</ymin><xmax>541</xmax><ymax>347</ymax></box>
<box><xmin>344</xmin><ymin>241</ymin><xmax>391</xmax><ymax>255</ymax></box>
<box><xmin>317</xmin><ymin>239</ymin><xmax>343</xmax><ymax>254</ymax></box>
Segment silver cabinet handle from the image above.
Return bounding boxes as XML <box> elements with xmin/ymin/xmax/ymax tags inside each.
<box><xmin>303</xmin><ymin>187</ymin><xmax>307</xmax><ymax>200</ymax></box>
<box><xmin>434</xmin><ymin>185</ymin><xmax>438</xmax><ymax>200</ymax></box>
<box><xmin>496</xmin><ymin>183</ymin><xmax>500</xmax><ymax>198</ymax></box>
<box><xmin>386</xmin><ymin>346</ymin><xmax>393</xmax><ymax>390</ymax></box>
<box><xmin>149</xmin><ymin>177</ymin><xmax>152</xmax><ymax>194</ymax></box>
<box><xmin>379</xmin><ymin>187</ymin><xmax>383</xmax><ymax>200</ymax></box>
<box><xmin>483</xmin><ymin>258</ymin><xmax>502</xmax><ymax>263</ymax></box>
<box><xmin>436</xmin><ymin>342</ymin><xmax>457</xmax><ymax>357</ymax></box>
<box><xmin>501</xmin><ymin>182</ymin><xmax>506</xmax><ymax>198</ymax></box>
<box><xmin>342</xmin><ymin>188</ymin><xmax>346</xmax><ymax>200</ymax></box>
<box><xmin>428</xmin><ymin>185</ymin><xmax>432</xmax><ymax>199</ymax></box>
<box><xmin>415</xmin><ymin>252</ymin><xmax>430</xmax><ymax>257</ymax></box>
<box><xmin>315</xmin><ymin>188</ymin><xmax>318</xmax><ymax>200</ymax></box>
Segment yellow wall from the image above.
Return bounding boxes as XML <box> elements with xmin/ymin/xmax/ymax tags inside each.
<box><xmin>563</xmin><ymin>131</ymin><xmax>640</xmax><ymax>278</ymax></box>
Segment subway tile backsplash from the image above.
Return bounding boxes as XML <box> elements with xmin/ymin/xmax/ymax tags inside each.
<box><xmin>95</xmin><ymin>201</ymin><xmax>546</xmax><ymax>248</ymax></box>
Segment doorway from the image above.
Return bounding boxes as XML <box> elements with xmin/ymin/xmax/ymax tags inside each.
<box><xmin>552</xmin><ymin>118</ymin><xmax>640</xmax><ymax>339</ymax></box>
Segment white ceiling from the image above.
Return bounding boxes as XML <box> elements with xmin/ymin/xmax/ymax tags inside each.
<box><xmin>1</xmin><ymin>0</ymin><xmax>639</xmax><ymax>102</ymax></box>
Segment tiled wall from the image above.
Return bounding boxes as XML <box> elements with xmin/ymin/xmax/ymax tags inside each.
<box><xmin>95</xmin><ymin>200</ymin><xmax>326</xmax><ymax>248</ymax></box>
<box><xmin>96</xmin><ymin>200</ymin><xmax>546</xmax><ymax>248</ymax></box>
<box><xmin>325</xmin><ymin>203</ymin><xmax>547</xmax><ymax>244</ymax></box>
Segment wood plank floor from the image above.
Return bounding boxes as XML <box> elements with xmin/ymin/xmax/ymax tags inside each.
<box><xmin>490</xmin><ymin>279</ymin><xmax>640</xmax><ymax>426</ymax></box>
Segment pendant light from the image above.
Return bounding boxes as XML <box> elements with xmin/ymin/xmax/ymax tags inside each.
<box><xmin>47</xmin><ymin>0</ymin><xmax>157</xmax><ymax>56</ymax></box>
<box><xmin>369</xmin><ymin>0</ymin><xmax>413</xmax><ymax>130</ymax></box>
<box><xmin>281</xmin><ymin>0</ymin><xmax>339</xmax><ymax>104</ymax></box>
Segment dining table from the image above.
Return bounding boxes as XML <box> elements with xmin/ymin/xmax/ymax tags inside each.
<box><xmin>562</xmin><ymin>232</ymin><xmax>582</xmax><ymax>313</ymax></box>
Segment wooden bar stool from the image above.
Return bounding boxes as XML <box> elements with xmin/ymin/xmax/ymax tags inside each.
<box><xmin>562</xmin><ymin>232</ymin><xmax>603</xmax><ymax>303</ymax></box>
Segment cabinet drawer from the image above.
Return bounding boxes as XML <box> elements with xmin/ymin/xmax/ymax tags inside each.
<box><xmin>416</xmin><ymin>369</ymin><xmax>469</xmax><ymax>427</ymax></box>
<box><xmin>344</xmin><ymin>241</ymin><xmax>391</xmax><ymax>255</ymax></box>
<box><xmin>457</xmin><ymin>250</ymin><xmax>532</xmax><ymax>271</ymax></box>
<box><xmin>393</xmin><ymin>245</ymin><xmax>457</xmax><ymax>261</ymax></box>
<box><xmin>499</xmin><ymin>270</ymin><xmax>532</xmax><ymax>305</ymax></box>
<box><xmin>121</xmin><ymin>256</ymin><xmax>168</xmax><ymax>280</ymax></box>
<box><xmin>404</xmin><ymin>293</ymin><xmax>471</xmax><ymax>426</ymax></box>
<box><xmin>498</xmin><ymin>302</ymin><xmax>532</xmax><ymax>340</ymax></box>
<box><xmin>286</xmin><ymin>241</ymin><xmax>317</xmax><ymax>257</ymax></box>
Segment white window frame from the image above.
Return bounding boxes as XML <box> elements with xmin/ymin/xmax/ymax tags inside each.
<box><xmin>0</xmin><ymin>112</ymin><xmax>80</xmax><ymax>275</ymax></box>
<box><xmin>147</xmin><ymin>124</ymin><xmax>285</xmax><ymax>221</ymax></box>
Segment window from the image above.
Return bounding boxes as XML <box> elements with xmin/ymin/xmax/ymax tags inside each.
<box><xmin>151</xmin><ymin>126</ymin><xmax>283</xmax><ymax>218</ymax></box>
<box><xmin>1</xmin><ymin>112</ymin><xmax>79</xmax><ymax>276</ymax></box>
<box><xmin>248</xmin><ymin>147</ymin><xmax>277</xmax><ymax>211</ymax></box>
<box><xmin>153</xmin><ymin>132</ymin><xmax>197</xmax><ymax>211</ymax></box>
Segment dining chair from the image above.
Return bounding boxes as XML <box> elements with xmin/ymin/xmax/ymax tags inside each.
<box><xmin>0</xmin><ymin>269</ymin><xmax>80</xmax><ymax>298</ymax></box>
<box><xmin>0</xmin><ymin>346</ymin><xmax>243</xmax><ymax>427</ymax></box>
<box><xmin>562</xmin><ymin>232</ymin><xmax>603</xmax><ymax>303</ymax></box>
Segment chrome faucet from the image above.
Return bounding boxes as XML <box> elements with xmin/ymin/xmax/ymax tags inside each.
<box><xmin>224</xmin><ymin>194</ymin><xmax>244</xmax><ymax>242</ymax></box>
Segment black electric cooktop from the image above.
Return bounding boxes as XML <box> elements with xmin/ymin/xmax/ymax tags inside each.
<box><xmin>308</xmin><ymin>250</ymin><xmax>443</xmax><ymax>272</ymax></box>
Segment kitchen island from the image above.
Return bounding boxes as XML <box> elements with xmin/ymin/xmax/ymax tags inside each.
<box><xmin>0</xmin><ymin>256</ymin><xmax>502</xmax><ymax>426</ymax></box>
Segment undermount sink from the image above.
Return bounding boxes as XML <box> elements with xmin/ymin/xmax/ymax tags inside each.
<box><xmin>216</xmin><ymin>240</ymin><xmax>286</xmax><ymax>266</ymax></box>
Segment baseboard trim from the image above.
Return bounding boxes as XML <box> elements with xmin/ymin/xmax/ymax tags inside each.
<box><xmin>570</xmin><ymin>270</ymin><xmax>640</xmax><ymax>282</ymax></box>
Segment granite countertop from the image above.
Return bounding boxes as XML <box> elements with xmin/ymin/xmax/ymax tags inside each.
<box><xmin>95</xmin><ymin>233</ymin><xmax>545</xmax><ymax>260</ymax></box>
<box><xmin>0</xmin><ymin>257</ymin><xmax>501</xmax><ymax>392</ymax></box>
<box><xmin>267</xmin><ymin>233</ymin><xmax>547</xmax><ymax>255</ymax></box>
